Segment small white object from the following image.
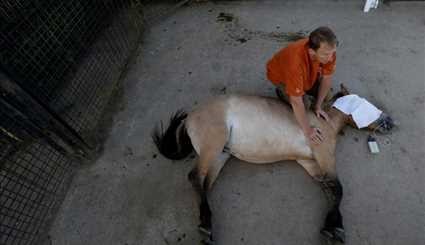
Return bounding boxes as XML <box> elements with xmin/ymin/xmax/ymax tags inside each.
<box><xmin>367</xmin><ymin>135</ymin><xmax>380</xmax><ymax>154</ymax></box>
<box><xmin>333</xmin><ymin>94</ymin><xmax>383</xmax><ymax>128</ymax></box>
<box><xmin>364</xmin><ymin>0</ymin><xmax>379</xmax><ymax>13</ymax></box>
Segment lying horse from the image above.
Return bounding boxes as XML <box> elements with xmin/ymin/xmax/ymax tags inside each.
<box><xmin>152</xmin><ymin>85</ymin><xmax>394</xmax><ymax>244</ymax></box>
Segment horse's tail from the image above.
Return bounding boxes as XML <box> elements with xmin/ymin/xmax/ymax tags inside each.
<box><xmin>152</xmin><ymin>110</ymin><xmax>193</xmax><ymax>160</ymax></box>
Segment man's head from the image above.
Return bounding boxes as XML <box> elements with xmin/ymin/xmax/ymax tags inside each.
<box><xmin>308</xmin><ymin>27</ymin><xmax>338</xmax><ymax>64</ymax></box>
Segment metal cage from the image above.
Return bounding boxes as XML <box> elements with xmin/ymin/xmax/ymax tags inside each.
<box><xmin>0</xmin><ymin>0</ymin><xmax>146</xmax><ymax>244</ymax></box>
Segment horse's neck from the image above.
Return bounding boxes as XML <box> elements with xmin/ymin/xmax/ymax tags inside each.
<box><xmin>327</xmin><ymin>107</ymin><xmax>348</xmax><ymax>134</ymax></box>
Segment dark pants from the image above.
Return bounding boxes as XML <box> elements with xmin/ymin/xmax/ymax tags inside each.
<box><xmin>275</xmin><ymin>77</ymin><xmax>323</xmax><ymax>109</ymax></box>
<box><xmin>305</xmin><ymin>78</ymin><xmax>321</xmax><ymax>98</ymax></box>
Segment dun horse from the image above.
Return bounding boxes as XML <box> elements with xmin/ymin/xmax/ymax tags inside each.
<box><xmin>152</xmin><ymin>85</ymin><xmax>394</xmax><ymax>244</ymax></box>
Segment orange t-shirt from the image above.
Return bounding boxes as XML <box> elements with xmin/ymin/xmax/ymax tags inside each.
<box><xmin>266</xmin><ymin>38</ymin><xmax>336</xmax><ymax>96</ymax></box>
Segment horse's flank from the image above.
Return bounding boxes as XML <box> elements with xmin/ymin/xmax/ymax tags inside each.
<box><xmin>186</xmin><ymin>94</ymin><xmax>347</xmax><ymax>165</ymax></box>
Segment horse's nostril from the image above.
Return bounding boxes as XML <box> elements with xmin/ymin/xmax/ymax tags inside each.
<box><xmin>373</xmin><ymin>114</ymin><xmax>396</xmax><ymax>134</ymax></box>
<box><xmin>379</xmin><ymin>114</ymin><xmax>396</xmax><ymax>130</ymax></box>
<box><xmin>392</xmin><ymin>120</ymin><xmax>400</xmax><ymax>127</ymax></box>
<box><xmin>385</xmin><ymin>117</ymin><xmax>395</xmax><ymax>129</ymax></box>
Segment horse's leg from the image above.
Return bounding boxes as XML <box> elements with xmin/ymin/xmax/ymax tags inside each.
<box><xmin>297</xmin><ymin>159</ymin><xmax>345</xmax><ymax>243</ymax></box>
<box><xmin>296</xmin><ymin>159</ymin><xmax>324</xmax><ymax>181</ymax></box>
<box><xmin>319</xmin><ymin>177</ymin><xmax>344</xmax><ymax>243</ymax></box>
<box><xmin>187</xmin><ymin>128</ymin><xmax>228</xmax><ymax>244</ymax></box>
<box><xmin>188</xmin><ymin>165</ymin><xmax>214</xmax><ymax>244</ymax></box>
<box><xmin>188</xmin><ymin>152</ymin><xmax>230</xmax><ymax>245</ymax></box>
<box><xmin>205</xmin><ymin>151</ymin><xmax>231</xmax><ymax>190</ymax></box>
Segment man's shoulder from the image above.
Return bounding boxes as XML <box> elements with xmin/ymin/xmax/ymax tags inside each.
<box><xmin>290</xmin><ymin>37</ymin><xmax>308</xmax><ymax>46</ymax></box>
<box><xmin>282</xmin><ymin>38</ymin><xmax>308</xmax><ymax>58</ymax></box>
<box><xmin>285</xmin><ymin>38</ymin><xmax>309</xmax><ymax>52</ymax></box>
<box><xmin>274</xmin><ymin>38</ymin><xmax>307</xmax><ymax>55</ymax></box>
<box><xmin>268</xmin><ymin>38</ymin><xmax>309</xmax><ymax>72</ymax></box>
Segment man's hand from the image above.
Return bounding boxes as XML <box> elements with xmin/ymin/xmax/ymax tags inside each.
<box><xmin>290</xmin><ymin>96</ymin><xmax>326</xmax><ymax>145</ymax></box>
<box><xmin>315</xmin><ymin>107</ymin><xmax>330</xmax><ymax>121</ymax></box>
<box><xmin>305</xmin><ymin>126</ymin><xmax>324</xmax><ymax>144</ymax></box>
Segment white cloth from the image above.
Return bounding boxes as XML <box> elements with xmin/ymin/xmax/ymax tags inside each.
<box><xmin>332</xmin><ymin>94</ymin><xmax>382</xmax><ymax>128</ymax></box>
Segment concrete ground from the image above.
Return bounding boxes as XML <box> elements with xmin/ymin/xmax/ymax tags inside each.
<box><xmin>49</xmin><ymin>1</ymin><xmax>425</xmax><ymax>245</ymax></box>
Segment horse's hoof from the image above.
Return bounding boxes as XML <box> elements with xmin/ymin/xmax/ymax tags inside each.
<box><xmin>198</xmin><ymin>225</ymin><xmax>212</xmax><ymax>237</ymax></box>
<box><xmin>321</xmin><ymin>227</ymin><xmax>345</xmax><ymax>243</ymax></box>
<box><xmin>201</xmin><ymin>237</ymin><xmax>215</xmax><ymax>245</ymax></box>
<box><xmin>333</xmin><ymin>228</ymin><xmax>345</xmax><ymax>243</ymax></box>
<box><xmin>199</xmin><ymin>225</ymin><xmax>214</xmax><ymax>244</ymax></box>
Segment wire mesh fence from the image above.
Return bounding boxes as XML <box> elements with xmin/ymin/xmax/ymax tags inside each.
<box><xmin>0</xmin><ymin>1</ymin><xmax>190</xmax><ymax>244</ymax></box>
<box><xmin>0</xmin><ymin>80</ymin><xmax>77</xmax><ymax>245</ymax></box>
<box><xmin>0</xmin><ymin>0</ymin><xmax>144</xmax><ymax>139</ymax></box>
<box><xmin>0</xmin><ymin>139</ymin><xmax>73</xmax><ymax>245</ymax></box>
<box><xmin>0</xmin><ymin>1</ymin><xmax>144</xmax><ymax>244</ymax></box>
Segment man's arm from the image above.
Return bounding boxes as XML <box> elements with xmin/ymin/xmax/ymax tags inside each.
<box><xmin>315</xmin><ymin>75</ymin><xmax>332</xmax><ymax>109</ymax></box>
<box><xmin>314</xmin><ymin>75</ymin><xmax>332</xmax><ymax>121</ymax></box>
<box><xmin>289</xmin><ymin>96</ymin><xmax>323</xmax><ymax>144</ymax></box>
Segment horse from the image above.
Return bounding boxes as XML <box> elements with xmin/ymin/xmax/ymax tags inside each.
<box><xmin>152</xmin><ymin>85</ymin><xmax>395</xmax><ymax>244</ymax></box>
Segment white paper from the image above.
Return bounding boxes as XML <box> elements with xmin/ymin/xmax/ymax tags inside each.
<box><xmin>333</xmin><ymin>94</ymin><xmax>382</xmax><ymax>128</ymax></box>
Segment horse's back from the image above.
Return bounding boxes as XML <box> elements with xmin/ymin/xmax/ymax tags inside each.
<box><xmin>186</xmin><ymin>95</ymin><xmax>313</xmax><ymax>163</ymax></box>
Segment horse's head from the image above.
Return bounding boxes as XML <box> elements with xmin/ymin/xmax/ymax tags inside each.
<box><xmin>365</xmin><ymin>113</ymin><xmax>396</xmax><ymax>134</ymax></box>
<box><xmin>329</xmin><ymin>84</ymin><xmax>397</xmax><ymax>134</ymax></box>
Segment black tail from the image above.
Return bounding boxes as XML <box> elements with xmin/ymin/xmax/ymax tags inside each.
<box><xmin>152</xmin><ymin>110</ymin><xmax>193</xmax><ymax>160</ymax></box>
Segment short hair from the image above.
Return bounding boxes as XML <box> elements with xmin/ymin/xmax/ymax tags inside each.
<box><xmin>308</xmin><ymin>27</ymin><xmax>338</xmax><ymax>51</ymax></box>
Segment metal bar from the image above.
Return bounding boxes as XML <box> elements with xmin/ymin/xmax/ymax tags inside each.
<box><xmin>0</xmin><ymin>72</ymin><xmax>92</xmax><ymax>158</ymax></box>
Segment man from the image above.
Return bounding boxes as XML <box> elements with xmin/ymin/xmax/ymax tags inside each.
<box><xmin>266</xmin><ymin>26</ymin><xmax>337</xmax><ymax>144</ymax></box>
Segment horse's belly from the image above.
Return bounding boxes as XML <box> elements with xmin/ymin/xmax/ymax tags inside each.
<box><xmin>228</xmin><ymin>132</ymin><xmax>313</xmax><ymax>163</ymax></box>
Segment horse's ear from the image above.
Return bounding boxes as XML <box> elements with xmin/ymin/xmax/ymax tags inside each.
<box><xmin>340</xmin><ymin>83</ymin><xmax>350</xmax><ymax>95</ymax></box>
<box><xmin>328</xmin><ymin>83</ymin><xmax>350</xmax><ymax>105</ymax></box>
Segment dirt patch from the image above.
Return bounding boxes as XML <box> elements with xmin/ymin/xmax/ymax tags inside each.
<box><xmin>217</xmin><ymin>12</ymin><xmax>235</xmax><ymax>22</ymax></box>
<box><xmin>216</xmin><ymin>12</ymin><xmax>308</xmax><ymax>45</ymax></box>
